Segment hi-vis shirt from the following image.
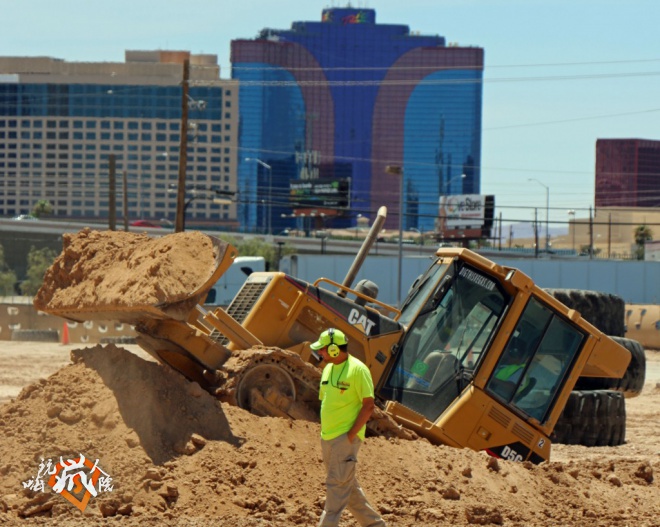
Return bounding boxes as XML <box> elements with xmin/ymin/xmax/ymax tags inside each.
<box><xmin>319</xmin><ymin>355</ymin><xmax>375</xmax><ymax>441</ymax></box>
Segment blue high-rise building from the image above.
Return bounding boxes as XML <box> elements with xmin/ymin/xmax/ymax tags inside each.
<box><xmin>232</xmin><ymin>8</ymin><xmax>483</xmax><ymax>233</ymax></box>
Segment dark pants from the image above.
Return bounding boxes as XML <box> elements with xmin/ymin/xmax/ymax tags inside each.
<box><xmin>318</xmin><ymin>434</ymin><xmax>386</xmax><ymax>527</ymax></box>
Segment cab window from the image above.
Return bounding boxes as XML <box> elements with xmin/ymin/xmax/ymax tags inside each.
<box><xmin>487</xmin><ymin>297</ymin><xmax>586</xmax><ymax>423</ymax></box>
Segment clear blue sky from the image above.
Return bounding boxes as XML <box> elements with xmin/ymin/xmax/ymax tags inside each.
<box><xmin>4</xmin><ymin>0</ymin><xmax>659</xmax><ymax>229</ymax></box>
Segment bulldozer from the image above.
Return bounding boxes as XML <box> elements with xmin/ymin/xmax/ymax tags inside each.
<box><xmin>35</xmin><ymin>207</ymin><xmax>631</xmax><ymax>464</ymax></box>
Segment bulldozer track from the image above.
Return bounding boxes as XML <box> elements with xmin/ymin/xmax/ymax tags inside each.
<box><xmin>212</xmin><ymin>346</ymin><xmax>417</xmax><ymax>441</ymax></box>
<box><xmin>215</xmin><ymin>347</ymin><xmax>321</xmax><ymax>421</ymax></box>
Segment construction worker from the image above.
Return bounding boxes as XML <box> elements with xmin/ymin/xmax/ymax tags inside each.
<box><xmin>491</xmin><ymin>336</ymin><xmax>535</xmax><ymax>400</ymax></box>
<box><xmin>310</xmin><ymin>328</ymin><xmax>386</xmax><ymax>527</ymax></box>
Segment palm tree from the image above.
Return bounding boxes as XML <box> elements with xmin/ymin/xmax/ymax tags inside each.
<box><xmin>634</xmin><ymin>225</ymin><xmax>653</xmax><ymax>260</ymax></box>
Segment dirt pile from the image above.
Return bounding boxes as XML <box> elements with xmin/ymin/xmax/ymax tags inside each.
<box><xmin>0</xmin><ymin>344</ymin><xmax>658</xmax><ymax>526</ymax></box>
<box><xmin>33</xmin><ymin>229</ymin><xmax>221</xmax><ymax>313</ymax></box>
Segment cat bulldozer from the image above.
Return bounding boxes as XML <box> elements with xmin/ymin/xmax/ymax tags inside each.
<box><xmin>36</xmin><ymin>207</ymin><xmax>630</xmax><ymax>464</ymax></box>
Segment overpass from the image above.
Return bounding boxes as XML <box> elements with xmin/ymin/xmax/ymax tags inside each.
<box><xmin>3</xmin><ymin>218</ymin><xmax>659</xmax><ymax>304</ymax></box>
<box><xmin>0</xmin><ymin>218</ymin><xmax>437</xmax><ymax>280</ymax></box>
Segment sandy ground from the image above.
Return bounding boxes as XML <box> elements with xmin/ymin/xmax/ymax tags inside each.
<box><xmin>0</xmin><ymin>341</ymin><xmax>658</xmax><ymax>526</ymax></box>
<box><xmin>0</xmin><ymin>343</ymin><xmax>152</xmax><ymax>406</ymax></box>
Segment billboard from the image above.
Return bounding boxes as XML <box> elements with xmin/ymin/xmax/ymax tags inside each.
<box><xmin>438</xmin><ymin>194</ymin><xmax>495</xmax><ymax>238</ymax></box>
<box><xmin>289</xmin><ymin>178</ymin><xmax>351</xmax><ymax>211</ymax></box>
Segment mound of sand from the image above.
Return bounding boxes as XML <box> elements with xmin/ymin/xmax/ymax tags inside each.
<box><xmin>0</xmin><ymin>344</ymin><xmax>657</xmax><ymax>526</ymax></box>
<box><xmin>33</xmin><ymin>229</ymin><xmax>221</xmax><ymax>313</ymax></box>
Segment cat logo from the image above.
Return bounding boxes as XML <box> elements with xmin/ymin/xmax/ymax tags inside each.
<box><xmin>348</xmin><ymin>308</ymin><xmax>376</xmax><ymax>335</ymax></box>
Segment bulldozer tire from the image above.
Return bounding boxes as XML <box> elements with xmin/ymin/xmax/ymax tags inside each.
<box><xmin>544</xmin><ymin>289</ymin><xmax>625</xmax><ymax>337</ymax></box>
<box><xmin>574</xmin><ymin>337</ymin><xmax>646</xmax><ymax>397</ymax></box>
<box><xmin>551</xmin><ymin>390</ymin><xmax>626</xmax><ymax>447</ymax></box>
<box><xmin>11</xmin><ymin>329</ymin><xmax>59</xmax><ymax>342</ymax></box>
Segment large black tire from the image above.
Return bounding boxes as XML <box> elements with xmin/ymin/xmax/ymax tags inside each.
<box><xmin>551</xmin><ymin>390</ymin><xmax>626</xmax><ymax>447</ymax></box>
<box><xmin>545</xmin><ymin>289</ymin><xmax>625</xmax><ymax>337</ymax></box>
<box><xmin>574</xmin><ymin>337</ymin><xmax>646</xmax><ymax>397</ymax></box>
<box><xmin>11</xmin><ymin>329</ymin><xmax>60</xmax><ymax>343</ymax></box>
<box><xmin>100</xmin><ymin>336</ymin><xmax>138</xmax><ymax>345</ymax></box>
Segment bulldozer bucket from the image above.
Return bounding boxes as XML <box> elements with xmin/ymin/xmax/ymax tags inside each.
<box><xmin>34</xmin><ymin>229</ymin><xmax>238</xmax><ymax>326</ymax></box>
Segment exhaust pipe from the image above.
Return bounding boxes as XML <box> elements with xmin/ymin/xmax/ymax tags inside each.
<box><xmin>337</xmin><ymin>206</ymin><xmax>387</xmax><ymax>297</ymax></box>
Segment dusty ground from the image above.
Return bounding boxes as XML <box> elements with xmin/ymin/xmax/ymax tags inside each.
<box><xmin>0</xmin><ymin>341</ymin><xmax>658</xmax><ymax>527</ymax></box>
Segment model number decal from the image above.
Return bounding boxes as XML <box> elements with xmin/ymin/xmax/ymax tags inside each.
<box><xmin>500</xmin><ymin>445</ymin><xmax>524</xmax><ymax>463</ymax></box>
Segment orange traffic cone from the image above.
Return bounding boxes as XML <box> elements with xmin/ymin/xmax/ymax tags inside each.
<box><xmin>61</xmin><ymin>322</ymin><xmax>70</xmax><ymax>345</ymax></box>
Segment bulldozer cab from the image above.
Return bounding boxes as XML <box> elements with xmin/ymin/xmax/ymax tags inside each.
<box><xmin>378</xmin><ymin>251</ymin><xmax>599</xmax><ymax>462</ymax></box>
<box><xmin>380</xmin><ymin>256</ymin><xmax>511</xmax><ymax>420</ymax></box>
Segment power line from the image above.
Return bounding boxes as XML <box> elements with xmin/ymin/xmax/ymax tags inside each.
<box><xmin>196</xmin><ymin>70</ymin><xmax>660</xmax><ymax>87</ymax></box>
<box><xmin>484</xmin><ymin>108</ymin><xmax>660</xmax><ymax>131</ymax></box>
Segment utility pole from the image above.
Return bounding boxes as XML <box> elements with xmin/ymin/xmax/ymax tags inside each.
<box><xmin>175</xmin><ymin>59</ymin><xmax>190</xmax><ymax>233</ymax></box>
<box><xmin>534</xmin><ymin>208</ymin><xmax>539</xmax><ymax>258</ymax></box>
<box><xmin>108</xmin><ymin>154</ymin><xmax>116</xmax><ymax>231</ymax></box>
<box><xmin>589</xmin><ymin>206</ymin><xmax>594</xmax><ymax>259</ymax></box>
<box><xmin>122</xmin><ymin>170</ymin><xmax>129</xmax><ymax>232</ymax></box>
<box><xmin>528</xmin><ymin>178</ymin><xmax>549</xmax><ymax>252</ymax></box>
<box><xmin>608</xmin><ymin>213</ymin><xmax>612</xmax><ymax>259</ymax></box>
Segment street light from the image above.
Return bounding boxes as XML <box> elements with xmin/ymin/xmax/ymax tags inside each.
<box><xmin>445</xmin><ymin>173</ymin><xmax>467</xmax><ymax>194</ymax></box>
<box><xmin>385</xmin><ymin>165</ymin><xmax>404</xmax><ymax>307</ymax></box>
<box><xmin>166</xmin><ymin>187</ymin><xmax>202</xmax><ymax>231</ymax></box>
<box><xmin>245</xmin><ymin>158</ymin><xmax>273</xmax><ymax>234</ymax></box>
<box><xmin>528</xmin><ymin>178</ymin><xmax>550</xmax><ymax>252</ymax></box>
<box><xmin>167</xmin><ymin>184</ymin><xmax>236</xmax><ymax>231</ymax></box>
<box><xmin>354</xmin><ymin>213</ymin><xmax>366</xmax><ymax>239</ymax></box>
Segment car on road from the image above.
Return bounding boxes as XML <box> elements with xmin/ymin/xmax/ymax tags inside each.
<box><xmin>130</xmin><ymin>220</ymin><xmax>162</xmax><ymax>228</ymax></box>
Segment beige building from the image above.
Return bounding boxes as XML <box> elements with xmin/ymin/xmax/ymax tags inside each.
<box><xmin>560</xmin><ymin>207</ymin><xmax>660</xmax><ymax>258</ymax></box>
<box><xmin>0</xmin><ymin>51</ymin><xmax>239</xmax><ymax>228</ymax></box>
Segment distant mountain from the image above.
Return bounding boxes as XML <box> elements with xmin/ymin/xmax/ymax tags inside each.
<box><xmin>500</xmin><ymin>222</ymin><xmax>568</xmax><ymax>240</ymax></box>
